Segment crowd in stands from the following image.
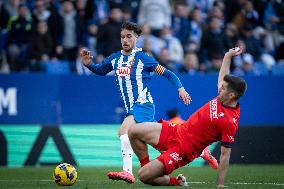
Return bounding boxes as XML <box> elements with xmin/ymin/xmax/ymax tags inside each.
<box><xmin>0</xmin><ymin>0</ymin><xmax>284</xmax><ymax>75</ymax></box>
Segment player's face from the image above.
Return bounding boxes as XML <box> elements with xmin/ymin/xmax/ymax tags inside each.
<box><xmin>121</xmin><ymin>29</ymin><xmax>137</xmax><ymax>53</ymax></box>
<box><xmin>218</xmin><ymin>82</ymin><xmax>235</xmax><ymax>103</ymax></box>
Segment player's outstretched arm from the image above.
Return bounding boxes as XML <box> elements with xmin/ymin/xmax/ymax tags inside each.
<box><xmin>216</xmin><ymin>146</ymin><xmax>231</xmax><ymax>187</ymax></box>
<box><xmin>155</xmin><ymin>65</ymin><xmax>192</xmax><ymax>105</ymax></box>
<box><xmin>80</xmin><ymin>48</ymin><xmax>113</xmax><ymax>76</ymax></box>
<box><xmin>218</xmin><ymin>47</ymin><xmax>243</xmax><ymax>89</ymax></box>
<box><xmin>80</xmin><ymin>48</ymin><xmax>93</xmax><ymax>66</ymax></box>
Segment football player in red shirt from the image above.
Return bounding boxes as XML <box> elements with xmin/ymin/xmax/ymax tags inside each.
<box><xmin>128</xmin><ymin>47</ymin><xmax>247</xmax><ymax>187</ymax></box>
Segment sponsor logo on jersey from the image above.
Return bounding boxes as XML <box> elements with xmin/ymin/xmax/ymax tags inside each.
<box><xmin>116</xmin><ymin>66</ymin><xmax>132</xmax><ymax>77</ymax></box>
<box><xmin>219</xmin><ymin>112</ymin><xmax>224</xmax><ymax>118</ymax></box>
<box><xmin>169</xmin><ymin>123</ymin><xmax>177</xmax><ymax>127</ymax></box>
<box><xmin>233</xmin><ymin>117</ymin><xmax>237</xmax><ymax>124</ymax></box>
<box><xmin>210</xmin><ymin>99</ymin><xmax>218</xmax><ymax>120</ymax></box>
<box><xmin>170</xmin><ymin>152</ymin><xmax>183</xmax><ymax>162</ymax></box>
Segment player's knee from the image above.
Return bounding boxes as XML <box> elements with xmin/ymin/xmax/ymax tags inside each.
<box><xmin>118</xmin><ymin>128</ymin><xmax>122</xmax><ymax>137</ymax></box>
<box><xmin>118</xmin><ymin>126</ymin><xmax>126</xmax><ymax>136</ymax></box>
<box><xmin>128</xmin><ymin>124</ymin><xmax>138</xmax><ymax>139</ymax></box>
<box><xmin>138</xmin><ymin>168</ymin><xmax>150</xmax><ymax>184</ymax></box>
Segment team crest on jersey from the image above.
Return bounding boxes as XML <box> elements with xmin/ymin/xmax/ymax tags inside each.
<box><xmin>169</xmin><ymin>123</ymin><xmax>177</xmax><ymax>127</ymax></box>
<box><xmin>116</xmin><ymin>66</ymin><xmax>132</xmax><ymax>77</ymax></box>
<box><xmin>129</xmin><ymin>57</ymin><xmax>135</xmax><ymax>65</ymax></box>
<box><xmin>219</xmin><ymin>112</ymin><xmax>224</xmax><ymax>118</ymax></box>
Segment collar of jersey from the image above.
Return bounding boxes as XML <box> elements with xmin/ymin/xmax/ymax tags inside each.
<box><xmin>121</xmin><ymin>48</ymin><xmax>142</xmax><ymax>55</ymax></box>
<box><xmin>221</xmin><ymin>102</ymin><xmax>240</xmax><ymax>109</ymax></box>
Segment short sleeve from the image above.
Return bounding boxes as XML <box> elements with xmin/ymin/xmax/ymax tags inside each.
<box><xmin>140</xmin><ymin>52</ymin><xmax>159</xmax><ymax>72</ymax></box>
<box><xmin>221</xmin><ymin>122</ymin><xmax>238</xmax><ymax>148</ymax></box>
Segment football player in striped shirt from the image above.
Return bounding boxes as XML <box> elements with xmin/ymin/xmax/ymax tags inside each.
<box><xmin>80</xmin><ymin>22</ymin><xmax>213</xmax><ymax>183</ymax></box>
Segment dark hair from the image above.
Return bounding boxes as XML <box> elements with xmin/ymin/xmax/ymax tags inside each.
<box><xmin>224</xmin><ymin>75</ymin><xmax>247</xmax><ymax>100</ymax></box>
<box><xmin>121</xmin><ymin>21</ymin><xmax>142</xmax><ymax>36</ymax></box>
<box><xmin>167</xmin><ymin>108</ymin><xmax>179</xmax><ymax>119</ymax></box>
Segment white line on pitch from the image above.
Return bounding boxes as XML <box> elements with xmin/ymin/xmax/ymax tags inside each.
<box><xmin>189</xmin><ymin>181</ymin><xmax>284</xmax><ymax>186</ymax></box>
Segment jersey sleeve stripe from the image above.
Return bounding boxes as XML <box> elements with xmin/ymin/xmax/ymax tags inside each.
<box><xmin>155</xmin><ymin>65</ymin><xmax>166</xmax><ymax>75</ymax></box>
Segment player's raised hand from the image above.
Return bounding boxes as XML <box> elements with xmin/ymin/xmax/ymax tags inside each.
<box><xmin>80</xmin><ymin>48</ymin><xmax>93</xmax><ymax>66</ymax></box>
<box><xmin>178</xmin><ymin>87</ymin><xmax>192</xmax><ymax>105</ymax></box>
<box><xmin>225</xmin><ymin>47</ymin><xmax>243</xmax><ymax>58</ymax></box>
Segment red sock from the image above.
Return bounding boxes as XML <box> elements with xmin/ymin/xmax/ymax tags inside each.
<box><xmin>139</xmin><ymin>156</ymin><xmax>150</xmax><ymax>167</ymax></box>
<box><xmin>169</xmin><ymin>177</ymin><xmax>179</xmax><ymax>186</ymax></box>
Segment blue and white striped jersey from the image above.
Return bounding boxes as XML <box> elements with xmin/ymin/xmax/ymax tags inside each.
<box><xmin>89</xmin><ymin>48</ymin><xmax>159</xmax><ymax>113</ymax></box>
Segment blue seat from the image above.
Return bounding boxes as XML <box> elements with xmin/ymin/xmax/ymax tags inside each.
<box><xmin>271</xmin><ymin>64</ymin><xmax>284</xmax><ymax>76</ymax></box>
<box><xmin>45</xmin><ymin>60</ymin><xmax>71</xmax><ymax>74</ymax></box>
<box><xmin>254</xmin><ymin>63</ymin><xmax>269</xmax><ymax>76</ymax></box>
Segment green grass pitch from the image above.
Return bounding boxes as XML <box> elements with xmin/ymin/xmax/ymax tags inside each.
<box><xmin>0</xmin><ymin>165</ymin><xmax>283</xmax><ymax>189</ymax></box>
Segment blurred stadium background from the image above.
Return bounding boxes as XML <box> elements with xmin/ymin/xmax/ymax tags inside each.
<box><xmin>0</xmin><ymin>0</ymin><xmax>284</xmax><ymax>188</ymax></box>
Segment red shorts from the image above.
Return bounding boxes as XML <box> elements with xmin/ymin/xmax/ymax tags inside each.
<box><xmin>154</xmin><ymin>121</ymin><xmax>193</xmax><ymax>175</ymax></box>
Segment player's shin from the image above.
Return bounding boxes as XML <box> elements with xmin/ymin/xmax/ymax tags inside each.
<box><xmin>148</xmin><ymin>175</ymin><xmax>187</xmax><ymax>186</ymax></box>
<box><xmin>128</xmin><ymin>128</ymin><xmax>150</xmax><ymax>167</ymax></box>
<box><xmin>120</xmin><ymin>134</ymin><xmax>133</xmax><ymax>174</ymax></box>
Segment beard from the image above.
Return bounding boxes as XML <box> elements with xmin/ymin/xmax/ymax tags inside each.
<box><xmin>122</xmin><ymin>46</ymin><xmax>132</xmax><ymax>53</ymax></box>
<box><xmin>217</xmin><ymin>95</ymin><xmax>225</xmax><ymax>104</ymax></box>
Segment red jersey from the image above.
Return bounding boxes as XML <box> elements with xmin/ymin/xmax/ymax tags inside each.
<box><xmin>176</xmin><ymin>97</ymin><xmax>240</xmax><ymax>158</ymax></box>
